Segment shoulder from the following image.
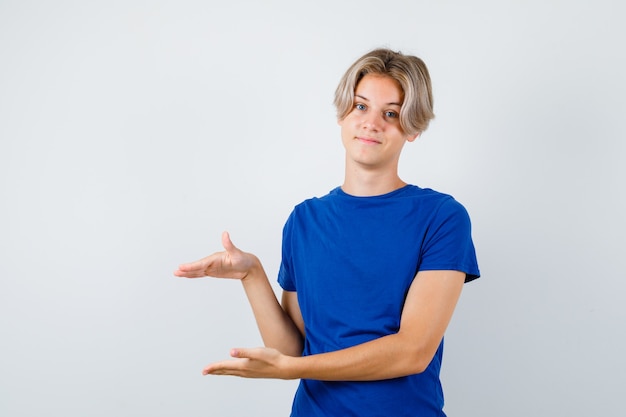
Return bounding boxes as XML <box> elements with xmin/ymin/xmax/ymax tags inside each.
<box><xmin>401</xmin><ymin>185</ymin><xmax>468</xmax><ymax>213</ymax></box>
<box><xmin>282</xmin><ymin>187</ymin><xmax>340</xmax><ymax>227</ymax></box>
<box><xmin>291</xmin><ymin>187</ymin><xmax>341</xmax><ymax>212</ymax></box>
<box><xmin>396</xmin><ymin>186</ymin><xmax>474</xmax><ymax>234</ymax></box>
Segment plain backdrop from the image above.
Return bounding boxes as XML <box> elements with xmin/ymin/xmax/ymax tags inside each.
<box><xmin>1</xmin><ymin>1</ymin><xmax>625</xmax><ymax>416</ymax></box>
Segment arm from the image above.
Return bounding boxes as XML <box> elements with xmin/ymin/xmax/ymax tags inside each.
<box><xmin>203</xmin><ymin>269</ymin><xmax>465</xmax><ymax>380</ymax></box>
<box><xmin>281</xmin><ymin>290</ymin><xmax>305</xmax><ymax>338</ymax></box>
<box><xmin>174</xmin><ymin>231</ymin><xmax>303</xmax><ymax>356</ymax></box>
<box><xmin>240</xmin><ymin>263</ymin><xmax>304</xmax><ymax>356</ymax></box>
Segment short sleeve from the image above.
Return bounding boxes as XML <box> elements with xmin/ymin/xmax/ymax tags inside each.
<box><xmin>277</xmin><ymin>210</ymin><xmax>297</xmax><ymax>291</ymax></box>
<box><xmin>419</xmin><ymin>197</ymin><xmax>480</xmax><ymax>283</ymax></box>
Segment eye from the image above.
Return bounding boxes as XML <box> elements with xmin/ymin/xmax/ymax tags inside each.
<box><xmin>355</xmin><ymin>103</ymin><xmax>366</xmax><ymax>111</ymax></box>
<box><xmin>384</xmin><ymin>110</ymin><xmax>399</xmax><ymax>119</ymax></box>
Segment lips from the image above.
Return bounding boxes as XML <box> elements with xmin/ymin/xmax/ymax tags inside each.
<box><xmin>356</xmin><ymin>136</ymin><xmax>381</xmax><ymax>144</ymax></box>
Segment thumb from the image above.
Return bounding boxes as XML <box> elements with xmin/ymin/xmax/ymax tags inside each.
<box><xmin>221</xmin><ymin>231</ymin><xmax>239</xmax><ymax>254</ymax></box>
<box><xmin>230</xmin><ymin>347</ymin><xmax>258</xmax><ymax>359</ymax></box>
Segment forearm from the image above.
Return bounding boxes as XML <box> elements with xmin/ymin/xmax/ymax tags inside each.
<box><xmin>284</xmin><ymin>332</ymin><xmax>435</xmax><ymax>381</ymax></box>
<box><xmin>240</xmin><ymin>257</ymin><xmax>303</xmax><ymax>357</ymax></box>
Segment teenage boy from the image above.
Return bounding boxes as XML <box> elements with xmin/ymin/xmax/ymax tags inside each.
<box><xmin>175</xmin><ymin>47</ymin><xmax>480</xmax><ymax>417</ymax></box>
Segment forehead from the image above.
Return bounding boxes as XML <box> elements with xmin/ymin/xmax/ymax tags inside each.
<box><xmin>355</xmin><ymin>74</ymin><xmax>404</xmax><ymax>104</ymax></box>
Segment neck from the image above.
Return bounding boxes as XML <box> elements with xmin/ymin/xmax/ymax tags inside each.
<box><xmin>341</xmin><ymin>164</ymin><xmax>406</xmax><ymax>197</ymax></box>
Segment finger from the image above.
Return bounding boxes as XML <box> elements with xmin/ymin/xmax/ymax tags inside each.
<box><xmin>230</xmin><ymin>347</ymin><xmax>256</xmax><ymax>359</ymax></box>
<box><xmin>175</xmin><ymin>259</ymin><xmax>220</xmax><ymax>277</ymax></box>
<box><xmin>173</xmin><ymin>269</ymin><xmax>205</xmax><ymax>278</ymax></box>
<box><xmin>202</xmin><ymin>358</ymin><xmax>246</xmax><ymax>376</ymax></box>
<box><xmin>173</xmin><ymin>262</ymin><xmax>207</xmax><ymax>277</ymax></box>
<box><xmin>230</xmin><ymin>348</ymin><xmax>243</xmax><ymax>358</ymax></box>
<box><xmin>176</xmin><ymin>262</ymin><xmax>205</xmax><ymax>272</ymax></box>
<box><xmin>221</xmin><ymin>230</ymin><xmax>238</xmax><ymax>254</ymax></box>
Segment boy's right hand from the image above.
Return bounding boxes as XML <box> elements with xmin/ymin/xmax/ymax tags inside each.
<box><xmin>174</xmin><ymin>231</ymin><xmax>258</xmax><ymax>281</ymax></box>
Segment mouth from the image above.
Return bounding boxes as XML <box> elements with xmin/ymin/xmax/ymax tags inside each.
<box><xmin>356</xmin><ymin>136</ymin><xmax>381</xmax><ymax>145</ymax></box>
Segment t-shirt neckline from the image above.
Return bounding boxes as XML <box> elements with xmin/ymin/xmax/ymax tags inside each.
<box><xmin>335</xmin><ymin>184</ymin><xmax>414</xmax><ymax>199</ymax></box>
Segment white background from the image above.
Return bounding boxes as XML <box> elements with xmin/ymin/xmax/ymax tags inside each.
<box><xmin>1</xmin><ymin>1</ymin><xmax>625</xmax><ymax>416</ymax></box>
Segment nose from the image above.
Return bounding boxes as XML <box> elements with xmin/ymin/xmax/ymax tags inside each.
<box><xmin>361</xmin><ymin>111</ymin><xmax>383</xmax><ymax>131</ymax></box>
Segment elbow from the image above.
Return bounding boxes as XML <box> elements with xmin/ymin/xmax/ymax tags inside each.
<box><xmin>411</xmin><ymin>358</ymin><xmax>430</xmax><ymax>374</ymax></box>
<box><xmin>404</xmin><ymin>356</ymin><xmax>428</xmax><ymax>375</ymax></box>
<box><xmin>394</xmin><ymin>331</ymin><xmax>441</xmax><ymax>375</ymax></box>
<box><xmin>404</xmin><ymin>345</ymin><xmax>438</xmax><ymax>375</ymax></box>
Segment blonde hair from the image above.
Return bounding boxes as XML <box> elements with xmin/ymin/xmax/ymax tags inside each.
<box><xmin>334</xmin><ymin>48</ymin><xmax>435</xmax><ymax>136</ymax></box>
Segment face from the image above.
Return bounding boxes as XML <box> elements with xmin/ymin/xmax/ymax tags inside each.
<box><xmin>338</xmin><ymin>74</ymin><xmax>418</xmax><ymax>172</ymax></box>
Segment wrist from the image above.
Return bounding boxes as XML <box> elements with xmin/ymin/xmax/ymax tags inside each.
<box><xmin>281</xmin><ymin>354</ymin><xmax>303</xmax><ymax>380</ymax></box>
<box><xmin>240</xmin><ymin>254</ymin><xmax>262</xmax><ymax>282</ymax></box>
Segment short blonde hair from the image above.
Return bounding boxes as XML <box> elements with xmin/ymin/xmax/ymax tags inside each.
<box><xmin>334</xmin><ymin>48</ymin><xmax>435</xmax><ymax>136</ymax></box>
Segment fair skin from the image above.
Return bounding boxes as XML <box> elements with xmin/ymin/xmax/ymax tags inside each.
<box><xmin>174</xmin><ymin>74</ymin><xmax>465</xmax><ymax>380</ymax></box>
<box><xmin>339</xmin><ymin>74</ymin><xmax>419</xmax><ymax>196</ymax></box>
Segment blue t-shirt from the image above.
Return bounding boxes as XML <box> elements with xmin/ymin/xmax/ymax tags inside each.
<box><xmin>278</xmin><ymin>185</ymin><xmax>480</xmax><ymax>417</ymax></box>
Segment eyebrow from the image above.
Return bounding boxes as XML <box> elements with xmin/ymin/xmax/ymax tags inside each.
<box><xmin>355</xmin><ymin>94</ymin><xmax>402</xmax><ymax>107</ymax></box>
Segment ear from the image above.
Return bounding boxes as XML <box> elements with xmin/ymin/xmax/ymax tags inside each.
<box><xmin>406</xmin><ymin>132</ymin><xmax>420</xmax><ymax>143</ymax></box>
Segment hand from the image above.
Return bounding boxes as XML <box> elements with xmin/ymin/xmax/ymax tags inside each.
<box><xmin>202</xmin><ymin>347</ymin><xmax>294</xmax><ymax>379</ymax></box>
<box><xmin>174</xmin><ymin>231</ymin><xmax>257</xmax><ymax>280</ymax></box>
